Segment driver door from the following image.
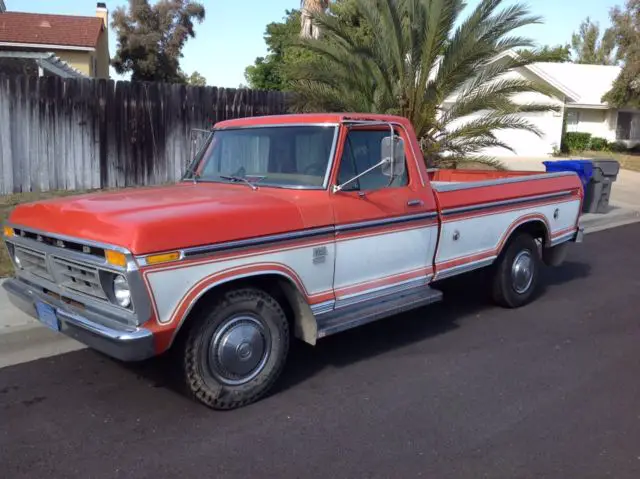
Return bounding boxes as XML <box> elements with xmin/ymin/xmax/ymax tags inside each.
<box><xmin>330</xmin><ymin>127</ymin><xmax>437</xmax><ymax>306</ymax></box>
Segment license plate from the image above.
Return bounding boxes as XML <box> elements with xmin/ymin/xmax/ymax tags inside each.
<box><xmin>35</xmin><ymin>301</ymin><xmax>59</xmax><ymax>332</ymax></box>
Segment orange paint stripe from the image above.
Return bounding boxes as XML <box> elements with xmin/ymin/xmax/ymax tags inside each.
<box><xmin>335</xmin><ymin>266</ymin><xmax>433</xmax><ymax>298</ymax></box>
<box><xmin>441</xmin><ymin>197</ymin><xmax>579</xmax><ymax>223</ymax></box>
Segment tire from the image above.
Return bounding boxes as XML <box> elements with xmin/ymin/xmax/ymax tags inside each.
<box><xmin>181</xmin><ymin>288</ymin><xmax>290</xmax><ymax>410</ymax></box>
<box><xmin>491</xmin><ymin>233</ymin><xmax>541</xmax><ymax>308</ymax></box>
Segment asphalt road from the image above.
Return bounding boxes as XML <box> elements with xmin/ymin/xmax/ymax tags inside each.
<box><xmin>2</xmin><ymin>224</ymin><xmax>640</xmax><ymax>479</ymax></box>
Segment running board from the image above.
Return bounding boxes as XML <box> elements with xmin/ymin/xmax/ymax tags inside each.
<box><xmin>316</xmin><ymin>286</ymin><xmax>443</xmax><ymax>339</ymax></box>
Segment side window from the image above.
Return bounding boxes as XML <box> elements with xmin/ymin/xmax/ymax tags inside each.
<box><xmin>337</xmin><ymin>129</ymin><xmax>409</xmax><ymax>191</ymax></box>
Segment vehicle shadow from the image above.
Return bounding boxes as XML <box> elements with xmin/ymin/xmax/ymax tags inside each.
<box><xmin>116</xmin><ymin>260</ymin><xmax>592</xmax><ymax>402</ymax></box>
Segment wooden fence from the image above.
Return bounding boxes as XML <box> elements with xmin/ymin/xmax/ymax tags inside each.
<box><xmin>0</xmin><ymin>75</ymin><xmax>292</xmax><ymax>194</ymax></box>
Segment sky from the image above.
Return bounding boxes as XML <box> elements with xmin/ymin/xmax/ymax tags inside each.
<box><xmin>8</xmin><ymin>0</ymin><xmax>622</xmax><ymax>87</ymax></box>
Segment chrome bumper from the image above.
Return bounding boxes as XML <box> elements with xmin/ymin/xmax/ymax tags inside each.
<box><xmin>573</xmin><ymin>226</ymin><xmax>585</xmax><ymax>243</ymax></box>
<box><xmin>2</xmin><ymin>278</ymin><xmax>156</xmax><ymax>362</ymax></box>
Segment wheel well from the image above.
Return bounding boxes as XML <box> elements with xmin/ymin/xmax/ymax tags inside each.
<box><xmin>503</xmin><ymin>220</ymin><xmax>550</xmax><ymax>254</ymax></box>
<box><xmin>171</xmin><ymin>274</ymin><xmax>319</xmax><ymax>350</ymax></box>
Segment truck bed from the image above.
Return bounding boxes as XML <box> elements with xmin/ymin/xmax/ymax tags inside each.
<box><xmin>427</xmin><ymin>168</ymin><xmax>584</xmax><ymax>280</ymax></box>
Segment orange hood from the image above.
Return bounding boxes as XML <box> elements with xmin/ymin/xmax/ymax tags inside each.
<box><xmin>8</xmin><ymin>183</ymin><xmax>311</xmax><ymax>254</ymax></box>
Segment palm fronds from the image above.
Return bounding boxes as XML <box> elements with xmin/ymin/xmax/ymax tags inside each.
<box><xmin>289</xmin><ymin>0</ymin><xmax>556</xmax><ymax>168</ymax></box>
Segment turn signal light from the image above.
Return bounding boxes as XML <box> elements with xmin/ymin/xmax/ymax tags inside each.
<box><xmin>145</xmin><ymin>251</ymin><xmax>180</xmax><ymax>265</ymax></box>
<box><xmin>105</xmin><ymin>250</ymin><xmax>127</xmax><ymax>267</ymax></box>
<box><xmin>3</xmin><ymin>226</ymin><xmax>14</xmax><ymax>237</ymax></box>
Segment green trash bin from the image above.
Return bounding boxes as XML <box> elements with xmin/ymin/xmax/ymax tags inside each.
<box><xmin>584</xmin><ymin>159</ymin><xmax>620</xmax><ymax>214</ymax></box>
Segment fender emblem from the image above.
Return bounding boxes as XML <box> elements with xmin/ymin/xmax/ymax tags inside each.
<box><xmin>313</xmin><ymin>246</ymin><xmax>328</xmax><ymax>264</ymax></box>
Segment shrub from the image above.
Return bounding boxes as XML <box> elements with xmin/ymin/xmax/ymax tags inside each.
<box><xmin>564</xmin><ymin>132</ymin><xmax>592</xmax><ymax>151</ymax></box>
<box><xmin>629</xmin><ymin>143</ymin><xmax>640</xmax><ymax>153</ymax></box>
<box><xmin>609</xmin><ymin>141</ymin><xmax>628</xmax><ymax>153</ymax></box>
<box><xmin>589</xmin><ymin>137</ymin><xmax>610</xmax><ymax>151</ymax></box>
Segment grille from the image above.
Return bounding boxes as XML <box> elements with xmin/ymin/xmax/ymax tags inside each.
<box><xmin>14</xmin><ymin>246</ymin><xmax>53</xmax><ymax>281</ymax></box>
<box><xmin>51</xmin><ymin>256</ymin><xmax>108</xmax><ymax>300</ymax></box>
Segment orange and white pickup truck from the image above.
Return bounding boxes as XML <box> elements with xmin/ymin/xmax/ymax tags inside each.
<box><xmin>2</xmin><ymin>113</ymin><xmax>584</xmax><ymax>409</ymax></box>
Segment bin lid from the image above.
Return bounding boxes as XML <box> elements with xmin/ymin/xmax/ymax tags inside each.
<box><xmin>588</xmin><ymin>159</ymin><xmax>620</xmax><ymax>176</ymax></box>
<box><xmin>542</xmin><ymin>160</ymin><xmax>594</xmax><ymax>180</ymax></box>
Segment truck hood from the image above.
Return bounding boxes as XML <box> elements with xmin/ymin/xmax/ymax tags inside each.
<box><xmin>8</xmin><ymin>183</ymin><xmax>311</xmax><ymax>254</ymax></box>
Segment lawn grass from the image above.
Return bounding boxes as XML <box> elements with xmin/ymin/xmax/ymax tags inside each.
<box><xmin>580</xmin><ymin>150</ymin><xmax>640</xmax><ymax>173</ymax></box>
<box><xmin>0</xmin><ymin>190</ymin><xmax>90</xmax><ymax>277</ymax></box>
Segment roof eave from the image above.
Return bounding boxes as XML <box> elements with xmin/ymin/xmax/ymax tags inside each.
<box><xmin>0</xmin><ymin>41</ymin><xmax>96</xmax><ymax>52</ymax></box>
<box><xmin>492</xmin><ymin>50</ymin><xmax>581</xmax><ymax>103</ymax></box>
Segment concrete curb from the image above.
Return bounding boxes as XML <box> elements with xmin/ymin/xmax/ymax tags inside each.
<box><xmin>0</xmin><ymin>322</ymin><xmax>84</xmax><ymax>369</ymax></box>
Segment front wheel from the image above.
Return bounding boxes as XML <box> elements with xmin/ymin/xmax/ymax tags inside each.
<box><xmin>491</xmin><ymin>233</ymin><xmax>541</xmax><ymax>308</ymax></box>
<box><xmin>180</xmin><ymin>288</ymin><xmax>290</xmax><ymax>410</ymax></box>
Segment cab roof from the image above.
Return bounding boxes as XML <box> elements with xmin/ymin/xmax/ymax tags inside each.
<box><xmin>214</xmin><ymin>113</ymin><xmax>411</xmax><ymax>129</ymax></box>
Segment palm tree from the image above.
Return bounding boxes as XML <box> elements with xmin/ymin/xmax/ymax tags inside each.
<box><xmin>300</xmin><ymin>0</ymin><xmax>331</xmax><ymax>39</ymax></box>
<box><xmin>289</xmin><ymin>0</ymin><xmax>558</xmax><ymax>169</ymax></box>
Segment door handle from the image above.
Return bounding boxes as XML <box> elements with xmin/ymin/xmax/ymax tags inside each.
<box><xmin>407</xmin><ymin>199</ymin><xmax>423</xmax><ymax>207</ymax></box>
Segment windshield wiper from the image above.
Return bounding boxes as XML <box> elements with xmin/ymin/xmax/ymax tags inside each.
<box><xmin>219</xmin><ymin>175</ymin><xmax>265</xmax><ymax>191</ymax></box>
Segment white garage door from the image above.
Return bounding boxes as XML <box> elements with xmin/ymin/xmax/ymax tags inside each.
<box><xmin>481</xmin><ymin>110</ymin><xmax>563</xmax><ymax>157</ymax></box>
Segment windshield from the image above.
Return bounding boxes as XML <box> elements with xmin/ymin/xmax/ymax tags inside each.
<box><xmin>184</xmin><ymin>125</ymin><xmax>337</xmax><ymax>188</ymax></box>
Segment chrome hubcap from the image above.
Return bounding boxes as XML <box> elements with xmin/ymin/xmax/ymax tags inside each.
<box><xmin>511</xmin><ymin>250</ymin><xmax>534</xmax><ymax>294</ymax></box>
<box><xmin>208</xmin><ymin>316</ymin><xmax>271</xmax><ymax>385</ymax></box>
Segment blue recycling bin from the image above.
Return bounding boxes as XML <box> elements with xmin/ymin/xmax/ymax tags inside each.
<box><xmin>542</xmin><ymin>160</ymin><xmax>594</xmax><ymax>189</ymax></box>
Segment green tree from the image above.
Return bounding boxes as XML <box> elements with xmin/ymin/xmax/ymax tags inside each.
<box><xmin>244</xmin><ymin>1</ymin><xmax>370</xmax><ymax>91</ymax></box>
<box><xmin>571</xmin><ymin>17</ymin><xmax>617</xmax><ymax>65</ymax></box>
<box><xmin>290</xmin><ymin>0</ymin><xmax>558</xmax><ymax>168</ymax></box>
<box><xmin>603</xmin><ymin>0</ymin><xmax>640</xmax><ymax>107</ymax></box>
<box><xmin>111</xmin><ymin>0</ymin><xmax>206</xmax><ymax>83</ymax></box>
<box><xmin>244</xmin><ymin>9</ymin><xmax>302</xmax><ymax>90</ymax></box>
<box><xmin>517</xmin><ymin>44</ymin><xmax>572</xmax><ymax>63</ymax></box>
<box><xmin>186</xmin><ymin>71</ymin><xmax>207</xmax><ymax>86</ymax></box>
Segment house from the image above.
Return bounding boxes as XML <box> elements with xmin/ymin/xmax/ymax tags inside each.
<box><xmin>0</xmin><ymin>2</ymin><xmax>109</xmax><ymax>78</ymax></box>
<box><xmin>446</xmin><ymin>53</ymin><xmax>631</xmax><ymax>157</ymax></box>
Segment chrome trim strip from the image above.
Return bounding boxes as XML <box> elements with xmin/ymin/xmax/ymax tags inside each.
<box><xmin>441</xmin><ymin>190</ymin><xmax>575</xmax><ymax>216</ymax></box>
<box><xmin>431</xmin><ymin>171</ymin><xmax>579</xmax><ymax>192</ymax></box>
<box><xmin>322</xmin><ymin>126</ymin><xmax>340</xmax><ymax>189</ymax></box>
<box><xmin>182</xmin><ymin>124</ymin><xmax>339</xmax><ymax>191</ymax></box>
<box><xmin>214</xmin><ymin>122</ymin><xmax>340</xmax><ymax>130</ymax></box>
<box><xmin>573</xmin><ymin>226</ymin><xmax>584</xmax><ymax>244</ymax></box>
<box><xmin>434</xmin><ymin>256</ymin><xmax>496</xmax><ymax>281</ymax></box>
<box><xmin>182</xmin><ymin>226</ymin><xmax>335</xmax><ymax>258</ymax></box>
<box><xmin>6</xmin><ymin>233</ymin><xmax>126</xmax><ymax>273</ymax></box>
<box><xmin>334</xmin><ymin>276</ymin><xmax>431</xmax><ymax>310</ymax></box>
<box><xmin>177</xmin><ymin>212</ymin><xmax>437</xmax><ymax>260</ymax></box>
<box><xmin>310</xmin><ymin>300</ymin><xmax>336</xmax><ymax>316</ymax></box>
<box><xmin>550</xmin><ymin>231</ymin><xmax>577</xmax><ymax>247</ymax></box>
<box><xmin>316</xmin><ymin>286</ymin><xmax>443</xmax><ymax>339</ymax></box>
<box><xmin>335</xmin><ymin>212</ymin><xmax>438</xmax><ymax>233</ymax></box>
<box><xmin>6</xmin><ymin>223</ymin><xmax>131</xmax><ymax>256</ymax></box>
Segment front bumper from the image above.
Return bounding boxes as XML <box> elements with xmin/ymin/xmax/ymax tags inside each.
<box><xmin>3</xmin><ymin>278</ymin><xmax>156</xmax><ymax>362</ymax></box>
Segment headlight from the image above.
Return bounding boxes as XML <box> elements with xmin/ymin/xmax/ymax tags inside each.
<box><xmin>113</xmin><ymin>275</ymin><xmax>131</xmax><ymax>308</ymax></box>
<box><xmin>13</xmin><ymin>253</ymin><xmax>21</xmax><ymax>269</ymax></box>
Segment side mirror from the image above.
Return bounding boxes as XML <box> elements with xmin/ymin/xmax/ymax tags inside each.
<box><xmin>380</xmin><ymin>135</ymin><xmax>406</xmax><ymax>177</ymax></box>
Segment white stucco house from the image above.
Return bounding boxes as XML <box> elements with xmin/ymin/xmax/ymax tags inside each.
<box><xmin>445</xmin><ymin>53</ymin><xmax>634</xmax><ymax>157</ymax></box>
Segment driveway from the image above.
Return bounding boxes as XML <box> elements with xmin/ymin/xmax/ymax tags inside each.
<box><xmin>1</xmin><ymin>224</ymin><xmax>640</xmax><ymax>478</ymax></box>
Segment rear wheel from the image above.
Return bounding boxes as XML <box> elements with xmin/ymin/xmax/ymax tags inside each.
<box><xmin>491</xmin><ymin>233</ymin><xmax>541</xmax><ymax>308</ymax></box>
<box><xmin>180</xmin><ymin>288</ymin><xmax>290</xmax><ymax>410</ymax></box>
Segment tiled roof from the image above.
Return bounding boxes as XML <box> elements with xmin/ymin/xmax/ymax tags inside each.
<box><xmin>0</xmin><ymin>12</ymin><xmax>103</xmax><ymax>48</ymax></box>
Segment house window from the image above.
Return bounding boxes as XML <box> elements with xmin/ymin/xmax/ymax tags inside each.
<box><xmin>566</xmin><ymin>110</ymin><xmax>579</xmax><ymax>132</ymax></box>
